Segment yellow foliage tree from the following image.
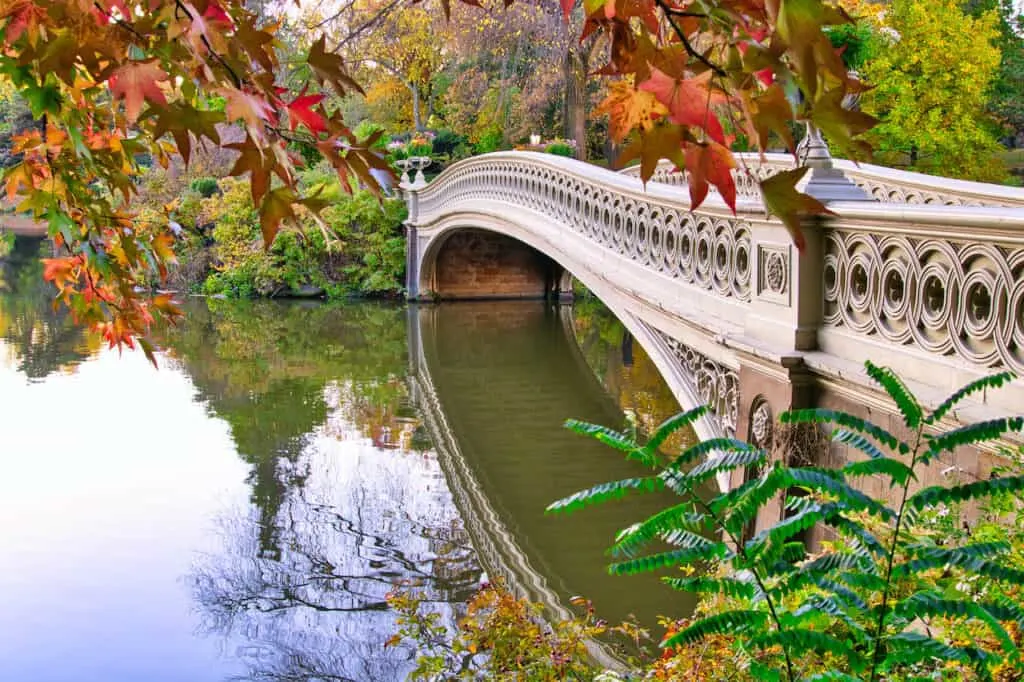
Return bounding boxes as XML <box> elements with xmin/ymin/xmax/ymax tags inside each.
<box><xmin>861</xmin><ymin>0</ymin><xmax>1007</xmax><ymax>181</ymax></box>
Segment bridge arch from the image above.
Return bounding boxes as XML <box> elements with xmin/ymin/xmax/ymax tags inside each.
<box><xmin>414</xmin><ymin>212</ymin><xmax>734</xmax><ymax>448</ymax></box>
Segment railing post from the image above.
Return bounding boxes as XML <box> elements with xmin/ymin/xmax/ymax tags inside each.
<box><xmin>402</xmin><ymin>179</ymin><xmax>420</xmax><ymax>301</ymax></box>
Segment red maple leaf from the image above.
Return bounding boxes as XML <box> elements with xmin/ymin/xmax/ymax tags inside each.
<box><xmin>287</xmin><ymin>91</ymin><xmax>328</xmax><ymax>136</ymax></box>
<box><xmin>684</xmin><ymin>141</ymin><xmax>737</xmax><ymax>212</ymax></box>
<box><xmin>108</xmin><ymin>60</ymin><xmax>169</xmax><ymax>122</ymax></box>
<box><xmin>639</xmin><ymin>68</ymin><xmax>726</xmax><ymax>145</ymax></box>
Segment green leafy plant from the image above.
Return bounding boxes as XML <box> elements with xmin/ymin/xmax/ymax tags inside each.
<box><xmin>188</xmin><ymin>177</ymin><xmax>220</xmax><ymax>199</ymax></box>
<box><xmin>548</xmin><ymin>361</ymin><xmax>1024</xmax><ymax>681</ymax></box>
<box><xmin>544</xmin><ymin>140</ymin><xmax>577</xmax><ymax>158</ymax></box>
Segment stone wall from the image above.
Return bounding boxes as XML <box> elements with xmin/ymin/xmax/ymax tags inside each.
<box><xmin>433</xmin><ymin>229</ymin><xmax>553</xmax><ymax>299</ymax></box>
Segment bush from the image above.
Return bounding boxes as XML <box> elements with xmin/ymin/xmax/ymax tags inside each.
<box><xmin>544</xmin><ymin>140</ymin><xmax>576</xmax><ymax>157</ymax></box>
<box><xmin>431</xmin><ymin>129</ymin><xmax>469</xmax><ymax>157</ymax></box>
<box><xmin>474</xmin><ymin>128</ymin><xmax>505</xmax><ymax>155</ymax></box>
<box><xmin>188</xmin><ymin>177</ymin><xmax>220</xmax><ymax>198</ymax></box>
<box><xmin>550</xmin><ymin>361</ymin><xmax>1024</xmax><ymax>681</ymax></box>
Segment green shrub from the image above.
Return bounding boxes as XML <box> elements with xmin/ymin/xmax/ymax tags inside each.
<box><xmin>474</xmin><ymin>128</ymin><xmax>505</xmax><ymax>155</ymax></box>
<box><xmin>188</xmin><ymin>177</ymin><xmax>220</xmax><ymax>198</ymax></box>
<box><xmin>550</xmin><ymin>361</ymin><xmax>1024</xmax><ymax>681</ymax></box>
<box><xmin>544</xmin><ymin>140</ymin><xmax>576</xmax><ymax>157</ymax></box>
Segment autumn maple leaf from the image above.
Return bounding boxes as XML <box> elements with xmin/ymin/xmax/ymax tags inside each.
<box><xmin>760</xmin><ymin>167</ymin><xmax>836</xmax><ymax>251</ymax></box>
<box><xmin>596</xmin><ymin>80</ymin><xmax>667</xmax><ymax>143</ymax></box>
<box><xmin>684</xmin><ymin>141</ymin><xmax>736</xmax><ymax>212</ymax></box>
<box><xmin>639</xmin><ymin>68</ymin><xmax>726</xmax><ymax>145</ymax></box>
<box><xmin>287</xmin><ymin>91</ymin><xmax>328</xmax><ymax>136</ymax></box>
<box><xmin>108</xmin><ymin>60</ymin><xmax>169</xmax><ymax>123</ymax></box>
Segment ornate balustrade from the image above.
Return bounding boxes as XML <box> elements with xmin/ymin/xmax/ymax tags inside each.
<box><xmin>412</xmin><ymin>152</ymin><xmax>759</xmax><ymax>307</ymax></box>
<box><xmin>820</xmin><ymin>203</ymin><xmax>1024</xmax><ymax>391</ymax></box>
<box><xmin>621</xmin><ymin>154</ymin><xmax>1024</xmax><ymax>208</ymax></box>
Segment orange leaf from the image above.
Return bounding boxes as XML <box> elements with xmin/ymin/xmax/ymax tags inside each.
<box><xmin>638</xmin><ymin>68</ymin><xmax>726</xmax><ymax>145</ymax></box>
<box><xmin>595</xmin><ymin>80</ymin><xmax>667</xmax><ymax>143</ymax></box>
<box><xmin>108</xmin><ymin>60</ymin><xmax>169</xmax><ymax>123</ymax></box>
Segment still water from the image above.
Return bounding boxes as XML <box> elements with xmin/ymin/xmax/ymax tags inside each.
<box><xmin>0</xmin><ymin>238</ymin><xmax>696</xmax><ymax>681</ymax></box>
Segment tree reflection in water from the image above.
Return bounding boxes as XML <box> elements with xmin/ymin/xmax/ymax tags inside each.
<box><xmin>0</xmin><ymin>236</ymin><xmax>97</xmax><ymax>379</ymax></box>
<box><xmin>168</xmin><ymin>302</ymin><xmax>481</xmax><ymax>681</ymax></box>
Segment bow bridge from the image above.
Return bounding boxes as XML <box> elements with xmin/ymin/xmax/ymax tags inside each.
<box><xmin>400</xmin><ymin>150</ymin><xmax>1024</xmax><ymax>499</ymax></box>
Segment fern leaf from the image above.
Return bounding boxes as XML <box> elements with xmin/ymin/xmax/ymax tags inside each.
<box><xmin>643</xmin><ymin>406</ymin><xmax>710</xmax><ymax>455</ymax></box>
<box><xmin>865</xmin><ymin>360</ymin><xmax>924</xmax><ymax>427</ymax></box>
<box><xmin>842</xmin><ymin>457</ymin><xmax>915</xmax><ymax>486</ymax></box>
<box><xmin>563</xmin><ymin>418</ymin><xmax>651</xmax><ymax>463</ymax></box>
<box><xmin>823</xmin><ymin>515</ymin><xmax>887</xmax><ymax>558</ymax></box>
<box><xmin>661</xmin><ymin>575</ymin><xmax>758</xmax><ymax>600</ymax></box>
<box><xmin>908</xmin><ymin>474</ymin><xmax>1024</xmax><ymax>511</ymax></box>
<box><xmin>660</xmin><ymin>610</ymin><xmax>769</xmax><ymax>648</ymax></box>
<box><xmin>928</xmin><ymin>371</ymin><xmax>1016</xmax><ymax>425</ymax></box>
<box><xmin>545</xmin><ymin>476</ymin><xmax>663</xmax><ymax>515</ymax></box>
<box><xmin>748</xmin><ymin>628</ymin><xmax>864</xmax><ymax>668</ymax></box>
<box><xmin>722</xmin><ymin>466</ymin><xmax>787</xmax><ymax>535</ymax></box>
<box><xmin>794</xmin><ymin>594</ymin><xmax>867</xmax><ymax>640</ymax></box>
<box><xmin>892</xmin><ymin>542</ymin><xmax>1011</xmax><ymax>578</ymax></box>
<box><xmin>832</xmin><ymin>428</ymin><xmax>889</xmax><ymax>460</ymax></box>
<box><xmin>780</xmin><ymin>468</ymin><xmax>896</xmax><ymax>520</ymax></box>
<box><xmin>679</xmin><ymin>446</ymin><xmax>765</xmax><ymax>486</ymax></box>
<box><xmin>609</xmin><ymin>543</ymin><xmax>728</xmax><ymax>576</ymax></box>
<box><xmin>746</xmin><ymin>503</ymin><xmax>831</xmax><ymax>556</ymax></box>
<box><xmin>924</xmin><ymin>417</ymin><xmax>1024</xmax><ymax>462</ymax></box>
<box><xmin>886</xmin><ymin>631</ymin><xmax>992</xmax><ymax>667</ymax></box>
<box><xmin>836</xmin><ymin>570</ymin><xmax>886</xmax><ymax>592</ymax></box>
<box><xmin>800</xmin><ymin>550</ymin><xmax>873</xmax><ymax>575</ymax></box>
<box><xmin>781</xmin><ymin>408</ymin><xmax>908</xmax><ymax>454</ymax></box>
<box><xmin>666</xmin><ymin>436</ymin><xmax>758</xmax><ymax>472</ymax></box>
<box><xmin>894</xmin><ymin>594</ymin><xmax>1017</xmax><ymax>657</ymax></box>
<box><xmin>611</xmin><ymin>504</ymin><xmax>705</xmax><ymax>558</ymax></box>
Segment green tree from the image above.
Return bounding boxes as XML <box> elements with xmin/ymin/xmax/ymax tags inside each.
<box><xmin>862</xmin><ymin>0</ymin><xmax>1008</xmax><ymax>181</ymax></box>
<box><xmin>965</xmin><ymin>0</ymin><xmax>1024</xmax><ymax>142</ymax></box>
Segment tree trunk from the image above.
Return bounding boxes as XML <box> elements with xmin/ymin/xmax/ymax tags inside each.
<box><xmin>410</xmin><ymin>83</ymin><xmax>424</xmax><ymax>132</ymax></box>
<box><xmin>563</xmin><ymin>43</ymin><xmax>593</xmax><ymax>160</ymax></box>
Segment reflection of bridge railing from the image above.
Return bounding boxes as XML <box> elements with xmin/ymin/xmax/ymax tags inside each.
<box><xmin>619</xmin><ymin>154</ymin><xmax>1024</xmax><ymax>208</ymax></box>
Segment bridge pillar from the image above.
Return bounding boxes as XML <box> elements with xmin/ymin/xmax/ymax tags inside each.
<box><xmin>733</xmin><ymin>352</ymin><xmax>825</xmax><ymax>537</ymax></box>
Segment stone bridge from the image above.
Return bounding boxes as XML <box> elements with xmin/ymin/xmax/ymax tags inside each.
<box><xmin>401</xmin><ymin>150</ymin><xmax>1024</xmax><ymax>494</ymax></box>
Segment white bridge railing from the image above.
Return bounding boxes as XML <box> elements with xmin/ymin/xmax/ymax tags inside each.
<box><xmin>619</xmin><ymin>153</ymin><xmax>1024</xmax><ymax>208</ymax></box>
<box><xmin>405</xmin><ymin>151</ymin><xmax>1024</xmax><ymax>414</ymax></box>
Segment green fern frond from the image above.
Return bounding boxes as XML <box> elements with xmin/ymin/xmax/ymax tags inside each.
<box><xmin>892</xmin><ymin>542</ymin><xmax>1011</xmax><ymax>578</ymax></box>
<box><xmin>722</xmin><ymin>466</ymin><xmax>787</xmax><ymax>535</ymax></box>
<box><xmin>661</xmin><ymin>575</ymin><xmax>758</xmax><ymax>600</ymax></box>
<box><xmin>660</xmin><ymin>610</ymin><xmax>769</xmax><ymax>648</ymax></box>
<box><xmin>832</xmin><ymin>429</ymin><xmax>889</xmax><ymax>460</ymax></box>
<box><xmin>610</xmin><ymin>504</ymin><xmax>705</xmax><ymax>558</ymax></box>
<box><xmin>842</xmin><ymin>457</ymin><xmax>915</xmax><ymax>486</ymax></box>
<box><xmin>823</xmin><ymin>515</ymin><xmax>886</xmax><ymax>558</ymax></box>
<box><xmin>893</xmin><ymin>594</ymin><xmax>1017</xmax><ymax>657</ymax></box>
<box><xmin>885</xmin><ymin>631</ymin><xmax>992</xmax><ymax>668</ymax></box>
<box><xmin>545</xmin><ymin>476</ymin><xmax>663</xmax><ymax>515</ymax></box>
<box><xmin>666</xmin><ymin>436</ymin><xmax>758</xmax><ymax>472</ymax></box>
<box><xmin>836</xmin><ymin>570</ymin><xmax>886</xmax><ymax>592</ymax></box>
<box><xmin>643</xmin><ymin>405</ymin><xmax>710</xmax><ymax>455</ymax></box>
<box><xmin>806</xmin><ymin>574</ymin><xmax>869</xmax><ymax>612</ymax></box>
<box><xmin>680</xmin><ymin>446</ymin><xmax>765</xmax><ymax>486</ymax></box>
<box><xmin>924</xmin><ymin>417</ymin><xmax>1024</xmax><ymax>462</ymax></box>
<box><xmin>800</xmin><ymin>550</ymin><xmax>874</xmax><ymax>575</ymax></box>
<box><xmin>780</xmin><ymin>468</ymin><xmax>896</xmax><ymax>520</ymax></box>
<box><xmin>927</xmin><ymin>371</ymin><xmax>1016</xmax><ymax>425</ymax></box>
<box><xmin>865</xmin><ymin>360</ymin><xmax>924</xmax><ymax>428</ymax></box>
<box><xmin>908</xmin><ymin>474</ymin><xmax>1024</xmax><ymax>511</ymax></box>
<box><xmin>746</xmin><ymin>503</ymin><xmax>833</xmax><ymax>556</ymax></box>
<box><xmin>748</xmin><ymin>628</ymin><xmax>864</xmax><ymax>668</ymax></box>
<box><xmin>794</xmin><ymin>594</ymin><xmax>867</xmax><ymax>640</ymax></box>
<box><xmin>563</xmin><ymin>418</ymin><xmax>645</xmax><ymax>459</ymax></box>
<box><xmin>608</xmin><ymin>543</ymin><xmax>728</xmax><ymax>576</ymax></box>
<box><xmin>781</xmin><ymin>408</ymin><xmax>908</xmax><ymax>454</ymax></box>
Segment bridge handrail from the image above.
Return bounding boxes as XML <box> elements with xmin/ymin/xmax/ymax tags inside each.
<box><xmin>619</xmin><ymin>153</ymin><xmax>1024</xmax><ymax>208</ymax></box>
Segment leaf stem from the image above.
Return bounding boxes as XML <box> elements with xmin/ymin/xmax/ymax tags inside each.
<box><xmin>868</xmin><ymin>425</ymin><xmax>923</xmax><ymax>681</ymax></box>
<box><xmin>653</xmin><ymin>0</ymin><xmax>726</xmax><ymax>78</ymax></box>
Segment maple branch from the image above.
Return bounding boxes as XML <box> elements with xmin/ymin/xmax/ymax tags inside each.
<box><xmin>173</xmin><ymin>0</ymin><xmax>244</xmax><ymax>89</ymax></box>
<box><xmin>93</xmin><ymin>2</ymin><xmax>147</xmax><ymax>42</ymax></box>
<box><xmin>654</xmin><ymin>0</ymin><xmax>726</xmax><ymax>78</ymax></box>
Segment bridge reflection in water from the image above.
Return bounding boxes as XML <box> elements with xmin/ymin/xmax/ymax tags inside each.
<box><xmin>408</xmin><ymin>301</ymin><xmax>715</xmax><ymax>637</ymax></box>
